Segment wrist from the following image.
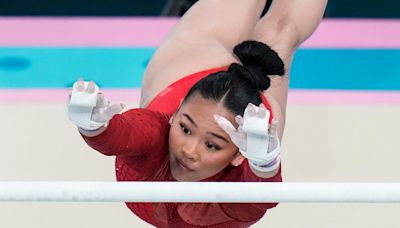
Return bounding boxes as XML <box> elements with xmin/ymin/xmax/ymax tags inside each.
<box><xmin>249</xmin><ymin>156</ymin><xmax>281</xmax><ymax>173</ymax></box>
<box><xmin>78</xmin><ymin>123</ymin><xmax>108</xmax><ymax>137</ymax></box>
<box><xmin>248</xmin><ymin>157</ymin><xmax>280</xmax><ymax>178</ymax></box>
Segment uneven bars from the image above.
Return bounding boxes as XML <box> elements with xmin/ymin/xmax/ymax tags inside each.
<box><xmin>1</xmin><ymin>182</ymin><xmax>400</xmax><ymax>203</ymax></box>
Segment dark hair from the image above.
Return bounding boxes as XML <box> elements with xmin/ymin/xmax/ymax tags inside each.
<box><xmin>183</xmin><ymin>40</ymin><xmax>285</xmax><ymax>116</ymax></box>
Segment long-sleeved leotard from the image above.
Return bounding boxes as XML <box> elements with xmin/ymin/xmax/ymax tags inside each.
<box><xmin>82</xmin><ymin>68</ymin><xmax>282</xmax><ymax>228</ymax></box>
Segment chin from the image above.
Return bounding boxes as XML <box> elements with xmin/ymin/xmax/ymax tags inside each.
<box><xmin>171</xmin><ymin>170</ymin><xmax>194</xmax><ymax>182</ymax></box>
<box><xmin>171</xmin><ymin>172</ymin><xmax>190</xmax><ymax>182</ymax></box>
<box><xmin>170</xmin><ymin>161</ymin><xmax>197</xmax><ymax>182</ymax></box>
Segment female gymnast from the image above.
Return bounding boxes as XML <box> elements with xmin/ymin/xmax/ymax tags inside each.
<box><xmin>67</xmin><ymin>0</ymin><xmax>327</xmax><ymax>227</ymax></box>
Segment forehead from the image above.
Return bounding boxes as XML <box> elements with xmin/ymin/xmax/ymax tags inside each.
<box><xmin>179</xmin><ymin>95</ymin><xmax>234</xmax><ymax>121</ymax></box>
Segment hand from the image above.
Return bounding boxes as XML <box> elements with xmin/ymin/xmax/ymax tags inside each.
<box><xmin>67</xmin><ymin>79</ymin><xmax>125</xmax><ymax>131</ymax></box>
<box><xmin>214</xmin><ymin>103</ymin><xmax>281</xmax><ymax>172</ymax></box>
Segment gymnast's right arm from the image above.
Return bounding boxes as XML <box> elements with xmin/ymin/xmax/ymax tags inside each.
<box><xmin>67</xmin><ymin>80</ymin><xmax>170</xmax><ymax>156</ymax></box>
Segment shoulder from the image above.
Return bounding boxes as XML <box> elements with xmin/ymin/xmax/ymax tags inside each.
<box><xmin>115</xmin><ymin>108</ymin><xmax>173</xmax><ymax>139</ymax></box>
<box><xmin>122</xmin><ymin>108</ymin><xmax>172</xmax><ymax>125</ymax></box>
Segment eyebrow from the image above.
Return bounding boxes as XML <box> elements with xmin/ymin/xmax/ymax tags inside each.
<box><xmin>208</xmin><ymin>132</ymin><xmax>229</xmax><ymax>143</ymax></box>
<box><xmin>182</xmin><ymin>113</ymin><xmax>229</xmax><ymax>143</ymax></box>
<box><xmin>183</xmin><ymin>113</ymin><xmax>198</xmax><ymax>127</ymax></box>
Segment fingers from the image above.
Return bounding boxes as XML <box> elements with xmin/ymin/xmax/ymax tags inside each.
<box><xmin>86</xmin><ymin>81</ymin><xmax>96</xmax><ymax>94</ymax></box>
<box><xmin>96</xmin><ymin>93</ymin><xmax>104</xmax><ymax>106</ymax></box>
<box><xmin>70</xmin><ymin>79</ymin><xmax>99</xmax><ymax>108</ymax></box>
<box><xmin>269</xmin><ymin>119</ymin><xmax>279</xmax><ymax>136</ymax></box>
<box><xmin>258</xmin><ymin>103</ymin><xmax>267</xmax><ymax>118</ymax></box>
<box><xmin>245</xmin><ymin>103</ymin><xmax>257</xmax><ymax>117</ymax></box>
<box><xmin>235</xmin><ymin>115</ymin><xmax>243</xmax><ymax>126</ymax></box>
<box><xmin>245</xmin><ymin>103</ymin><xmax>268</xmax><ymax>118</ymax></box>
<box><xmin>96</xmin><ymin>93</ymin><xmax>110</xmax><ymax>108</ymax></box>
<box><xmin>73</xmin><ymin>79</ymin><xmax>97</xmax><ymax>93</ymax></box>
<box><xmin>74</xmin><ymin>79</ymin><xmax>85</xmax><ymax>92</ymax></box>
<box><xmin>242</xmin><ymin>102</ymin><xmax>271</xmax><ymax>136</ymax></box>
<box><xmin>104</xmin><ymin>103</ymin><xmax>125</xmax><ymax>119</ymax></box>
<box><xmin>213</xmin><ymin>114</ymin><xmax>237</xmax><ymax>136</ymax></box>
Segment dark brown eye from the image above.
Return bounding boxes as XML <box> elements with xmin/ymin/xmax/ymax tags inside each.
<box><xmin>206</xmin><ymin>142</ymin><xmax>221</xmax><ymax>151</ymax></box>
<box><xmin>180</xmin><ymin>123</ymin><xmax>191</xmax><ymax>135</ymax></box>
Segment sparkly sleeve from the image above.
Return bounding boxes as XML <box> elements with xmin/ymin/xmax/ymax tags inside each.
<box><xmin>81</xmin><ymin>108</ymin><xmax>170</xmax><ymax>158</ymax></box>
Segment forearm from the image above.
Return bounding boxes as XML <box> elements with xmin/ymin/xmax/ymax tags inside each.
<box><xmin>81</xmin><ymin>114</ymin><xmax>135</xmax><ymax>156</ymax></box>
<box><xmin>81</xmin><ymin>109</ymin><xmax>170</xmax><ymax>157</ymax></box>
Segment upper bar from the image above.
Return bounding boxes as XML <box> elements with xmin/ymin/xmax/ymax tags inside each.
<box><xmin>1</xmin><ymin>182</ymin><xmax>400</xmax><ymax>203</ymax></box>
<box><xmin>0</xmin><ymin>17</ymin><xmax>399</xmax><ymax>48</ymax></box>
<box><xmin>2</xmin><ymin>89</ymin><xmax>400</xmax><ymax>104</ymax></box>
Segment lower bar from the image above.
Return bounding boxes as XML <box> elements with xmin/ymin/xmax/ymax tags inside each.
<box><xmin>0</xmin><ymin>182</ymin><xmax>400</xmax><ymax>203</ymax></box>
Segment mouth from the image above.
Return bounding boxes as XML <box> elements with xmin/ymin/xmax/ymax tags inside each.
<box><xmin>176</xmin><ymin>158</ymin><xmax>195</xmax><ymax>172</ymax></box>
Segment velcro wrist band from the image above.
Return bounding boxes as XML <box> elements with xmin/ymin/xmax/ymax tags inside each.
<box><xmin>250</xmin><ymin>157</ymin><xmax>281</xmax><ymax>173</ymax></box>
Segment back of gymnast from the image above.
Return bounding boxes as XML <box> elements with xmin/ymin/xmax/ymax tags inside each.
<box><xmin>67</xmin><ymin>0</ymin><xmax>327</xmax><ymax>227</ymax></box>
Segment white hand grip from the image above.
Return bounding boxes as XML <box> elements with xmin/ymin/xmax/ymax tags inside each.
<box><xmin>68</xmin><ymin>81</ymin><xmax>103</xmax><ymax>130</ymax></box>
<box><xmin>69</xmin><ymin>81</ymin><xmax>99</xmax><ymax>107</ymax></box>
<box><xmin>242</xmin><ymin>106</ymin><xmax>270</xmax><ymax>135</ymax></box>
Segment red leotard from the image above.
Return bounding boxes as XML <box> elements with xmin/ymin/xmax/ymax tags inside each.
<box><xmin>82</xmin><ymin>67</ymin><xmax>282</xmax><ymax>228</ymax></box>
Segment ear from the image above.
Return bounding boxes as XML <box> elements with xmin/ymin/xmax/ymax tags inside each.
<box><xmin>169</xmin><ymin>112</ymin><xmax>176</xmax><ymax>125</ymax></box>
<box><xmin>170</xmin><ymin>99</ymin><xmax>185</xmax><ymax>125</ymax></box>
<box><xmin>177</xmin><ymin>98</ymin><xmax>184</xmax><ymax>110</ymax></box>
<box><xmin>231</xmin><ymin>152</ymin><xmax>245</xmax><ymax>167</ymax></box>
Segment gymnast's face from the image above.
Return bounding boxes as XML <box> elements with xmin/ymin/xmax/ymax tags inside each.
<box><xmin>168</xmin><ymin>94</ymin><xmax>244</xmax><ymax>181</ymax></box>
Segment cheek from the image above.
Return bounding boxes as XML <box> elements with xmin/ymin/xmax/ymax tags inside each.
<box><xmin>168</xmin><ymin>126</ymin><xmax>181</xmax><ymax>152</ymax></box>
<box><xmin>203</xmin><ymin>148</ymin><xmax>238</xmax><ymax>168</ymax></box>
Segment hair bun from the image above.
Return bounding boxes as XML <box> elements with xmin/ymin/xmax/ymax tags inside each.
<box><xmin>228</xmin><ymin>63</ymin><xmax>270</xmax><ymax>91</ymax></box>
<box><xmin>233</xmin><ymin>40</ymin><xmax>285</xmax><ymax>91</ymax></box>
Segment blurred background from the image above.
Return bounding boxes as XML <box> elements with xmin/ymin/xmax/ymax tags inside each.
<box><xmin>0</xmin><ymin>0</ymin><xmax>399</xmax><ymax>228</ymax></box>
<box><xmin>0</xmin><ymin>0</ymin><xmax>399</xmax><ymax>17</ymax></box>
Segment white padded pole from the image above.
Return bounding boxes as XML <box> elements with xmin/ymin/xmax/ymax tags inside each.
<box><xmin>1</xmin><ymin>182</ymin><xmax>400</xmax><ymax>203</ymax></box>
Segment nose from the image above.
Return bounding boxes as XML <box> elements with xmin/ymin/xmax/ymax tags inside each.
<box><xmin>181</xmin><ymin>140</ymin><xmax>200</xmax><ymax>161</ymax></box>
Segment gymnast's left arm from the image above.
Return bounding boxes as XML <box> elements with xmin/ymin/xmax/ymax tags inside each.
<box><xmin>215</xmin><ymin>103</ymin><xmax>281</xmax><ymax>179</ymax></box>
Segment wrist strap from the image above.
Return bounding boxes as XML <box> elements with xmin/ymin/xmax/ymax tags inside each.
<box><xmin>250</xmin><ymin>157</ymin><xmax>281</xmax><ymax>173</ymax></box>
<box><xmin>245</xmin><ymin>137</ymin><xmax>281</xmax><ymax>172</ymax></box>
